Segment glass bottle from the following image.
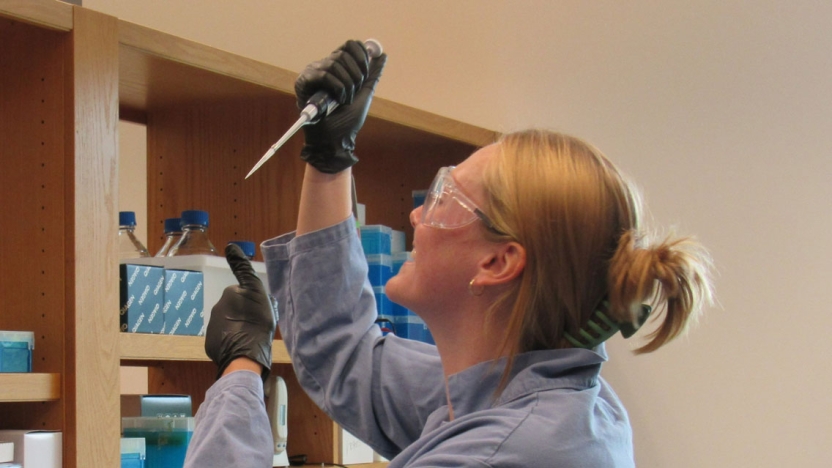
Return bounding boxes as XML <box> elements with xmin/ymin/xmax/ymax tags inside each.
<box><xmin>168</xmin><ymin>210</ymin><xmax>218</xmax><ymax>256</ymax></box>
<box><xmin>154</xmin><ymin>217</ymin><xmax>182</xmax><ymax>257</ymax></box>
<box><xmin>229</xmin><ymin>241</ymin><xmax>256</xmax><ymax>260</ymax></box>
<box><xmin>118</xmin><ymin>211</ymin><xmax>150</xmax><ymax>259</ymax></box>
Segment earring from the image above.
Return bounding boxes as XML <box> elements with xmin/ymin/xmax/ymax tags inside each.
<box><xmin>468</xmin><ymin>278</ymin><xmax>484</xmax><ymax>297</ymax></box>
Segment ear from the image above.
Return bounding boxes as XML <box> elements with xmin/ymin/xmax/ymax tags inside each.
<box><xmin>476</xmin><ymin>241</ymin><xmax>526</xmax><ymax>287</ymax></box>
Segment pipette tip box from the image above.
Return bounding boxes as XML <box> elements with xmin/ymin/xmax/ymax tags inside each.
<box><xmin>122</xmin><ymin>417</ymin><xmax>194</xmax><ymax>468</ymax></box>
<box><xmin>120</xmin><ymin>438</ymin><xmax>146</xmax><ymax>468</ymax></box>
<box><xmin>0</xmin><ymin>331</ymin><xmax>34</xmax><ymax>373</ymax></box>
<box><xmin>360</xmin><ymin>225</ymin><xmax>392</xmax><ymax>255</ymax></box>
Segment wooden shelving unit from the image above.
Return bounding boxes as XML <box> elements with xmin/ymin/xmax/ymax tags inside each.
<box><xmin>119</xmin><ymin>334</ymin><xmax>290</xmax><ymax>363</ymax></box>
<box><xmin>0</xmin><ymin>1</ymin><xmax>497</xmax><ymax>466</ymax></box>
<box><xmin>0</xmin><ymin>374</ymin><xmax>61</xmax><ymax>402</ymax></box>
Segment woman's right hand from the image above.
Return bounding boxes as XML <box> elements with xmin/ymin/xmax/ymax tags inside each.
<box><xmin>294</xmin><ymin>40</ymin><xmax>388</xmax><ymax>174</ymax></box>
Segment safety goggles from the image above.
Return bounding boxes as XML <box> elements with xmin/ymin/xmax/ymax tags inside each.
<box><xmin>420</xmin><ymin>166</ymin><xmax>504</xmax><ymax>235</ymax></box>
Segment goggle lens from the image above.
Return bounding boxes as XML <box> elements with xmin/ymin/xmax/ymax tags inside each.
<box><xmin>420</xmin><ymin>167</ymin><xmax>482</xmax><ymax>230</ymax></box>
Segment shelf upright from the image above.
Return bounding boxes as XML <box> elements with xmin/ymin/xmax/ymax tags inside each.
<box><xmin>0</xmin><ymin>1</ymin><xmax>121</xmax><ymax>467</ymax></box>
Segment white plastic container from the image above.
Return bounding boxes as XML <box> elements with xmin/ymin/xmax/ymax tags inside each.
<box><xmin>0</xmin><ymin>431</ymin><xmax>61</xmax><ymax>468</ymax></box>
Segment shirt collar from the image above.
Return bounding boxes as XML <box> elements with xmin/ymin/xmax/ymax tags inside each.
<box><xmin>445</xmin><ymin>345</ymin><xmax>608</xmax><ymax>419</ymax></box>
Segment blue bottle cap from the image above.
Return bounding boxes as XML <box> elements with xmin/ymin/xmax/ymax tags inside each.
<box><xmin>163</xmin><ymin>217</ymin><xmax>182</xmax><ymax>233</ymax></box>
<box><xmin>119</xmin><ymin>211</ymin><xmax>137</xmax><ymax>226</ymax></box>
<box><xmin>229</xmin><ymin>241</ymin><xmax>256</xmax><ymax>259</ymax></box>
<box><xmin>181</xmin><ymin>210</ymin><xmax>209</xmax><ymax>227</ymax></box>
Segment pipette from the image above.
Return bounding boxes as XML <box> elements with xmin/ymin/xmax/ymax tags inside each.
<box><xmin>245</xmin><ymin>39</ymin><xmax>383</xmax><ymax>179</ymax></box>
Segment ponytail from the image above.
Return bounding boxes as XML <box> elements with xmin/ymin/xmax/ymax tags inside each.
<box><xmin>608</xmin><ymin>230</ymin><xmax>714</xmax><ymax>354</ymax></box>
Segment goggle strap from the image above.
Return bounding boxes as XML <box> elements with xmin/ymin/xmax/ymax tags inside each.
<box><xmin>564</xmin><ymin>300</ymin><xmax>653</xmax><ymax>349</ymax></box>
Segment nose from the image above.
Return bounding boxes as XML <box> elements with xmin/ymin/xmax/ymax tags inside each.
<box><xmin>410</xmin><ymin>206</ymin><xmax>422</xmax><ymax>228</ymax></box>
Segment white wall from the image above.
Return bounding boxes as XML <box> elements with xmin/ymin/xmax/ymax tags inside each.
<box><xmin>96</xmin><ymin>1</ymin><xmax>832</xmax><ymax>466</ymax></box>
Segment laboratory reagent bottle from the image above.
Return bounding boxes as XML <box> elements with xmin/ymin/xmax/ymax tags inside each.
<box><xmin>228</xmin><ymin>241</ymin><xmax>256</xmax><ymax>260</ymax></box>
<box><xmin>118</xmin><ymin>211</ymin><xmax>150</xmax><ymax>259</ymax></box>
<box><xmin>168</xmin><ymin>210</ymin><xmax>219</xmax><ymax>256</ymax></box>
<box><xmin>154</xmin><ymin>217</ymin><xmax>182</xmax><ymax>257</ymax></box>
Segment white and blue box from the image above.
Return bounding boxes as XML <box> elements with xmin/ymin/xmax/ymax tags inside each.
<box><xmin>122</xmin><ymin>417</ymin><xmax>193</xmax><ymax>468</ymax></box>
<box><xmin>373</xmin><ymin>286</ymin><xmax>393</xmax><ymax>317</ymax></box>
<box><xmin>392</xmin><ymin>251</ymin><xmax>411</xmax><ymax>276</ymax></box>
<box><xmin>120</xmin><ymin>263</ymin><xmax>165</xmax><ymax>334</ymax></box>
<box><xmin>391</xmin><ymin>230</ymin><xmax>406</xmax><ymax>254</ymax></box>
<box><xmin>160</xmin><ymin>255</ymin><xmax>268</xmax><ymax>335</ymax></box>
<box><xmin>366</xmin><ymin>254</ymin><xmax>392</xmax><ymax>287</ymax></box>
<box><xmin>373</xmin><ymin>286</ymin><xmax>395</xmax><ymax>336</ymax></box>
<box><xmin>360</xmin><ymin>225</ymin><xmax>392</xmax><ymax>255</ymax></box>
<box><xmin>120</xmin><ymin>438</ymin><xmax>146</xmax><ymax>468</ymax></box>
<box><xmin>163</xmin><ymin>269</ymin><xmax>204</xmax><ymax>336</ymax></box>
<box><xmin>0</xmin><ymin>331</ymin><xmax>34</xmax><ymax>373</ymax></box>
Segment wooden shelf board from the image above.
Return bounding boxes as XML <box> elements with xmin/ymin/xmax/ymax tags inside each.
<box><xmin>116</xmin><ymin>19</ymin><xmax>497</xmax><ymax>147</ymax></box>
<box><xmin>0</xmin><ymin>373</ymin><xmax>61</xmax><ymax>402</ymax></box>
<box><xmin>118</xmin><ymin>19</ymin><xmax>293</xmax><ymax>117</ymax></box>
<box><xmin>119</xmin><ymin>333</ymin><xmax>291</xmax><ymax>363</ymax></box>
<box><xmin>0</xmin><ymin>0</ymin><xmax>72</xmax><ymax>31</ymax></box>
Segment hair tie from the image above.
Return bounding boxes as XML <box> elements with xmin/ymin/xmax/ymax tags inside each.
<box><xmin>468</xmin><ymin>278</ymin><xmax>484</xmax><ymax>296</ymax></box>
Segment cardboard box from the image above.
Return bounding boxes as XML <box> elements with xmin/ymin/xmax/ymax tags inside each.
<box><xmin>339</xmin><ymin>427</ymin><xmax>374</xmax><ymax>465</ymax></box>
<box><xmin>121</xmin><ymin>255</ymin><xmax>268</xmax><ymax>336</ymax></box>
<box><xmin>164</xmin><ymin>269</ymin><xmax>204</xmax><ymax>336</ymax></box>
<box><xmin>119</xmin><ymin>263</ymin><xmax>165</xmax><ymax>334</ymax></box>
<box><xmin>162</xmin><ymin>255</ymin><xmax>268</xmax><ymax>330</ymax></box>
<box><xmin>0</xmin><ymin>431</ymin><xmax>61</xmax><ymax>468</ymax></box>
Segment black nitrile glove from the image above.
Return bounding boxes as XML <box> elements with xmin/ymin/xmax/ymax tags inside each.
<box><xmin>295</xmin><ymin>39</ymin><xmax>388</xmax><ymax>174</ymax></box>
<box><xmin>205</xmin><ymin>243</ymin><xmax>277</xmax><ymax>380</ymax></box>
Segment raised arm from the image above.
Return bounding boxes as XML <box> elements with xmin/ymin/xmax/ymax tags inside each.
<box><xmin>293</xmin><ymin>40</ymin><xmax>387</xmax><ymax>235</ymax></box>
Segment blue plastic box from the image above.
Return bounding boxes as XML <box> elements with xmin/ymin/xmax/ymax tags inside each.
<box><xmin>392</xmin><ymin>251</ymin><xmax>411</xmax><ymax>276</ymax></box>
<box><xmin>360</xmin><ymin>225</ymin><xmax>392</xmax><ymax>255</ymax></box>
<box><xmin>412</xmin><ymin>189</ymin><xmax>427</xmax><ymax>208</ymax></box>
<box><xmin>0</xmin><ymin>331</ymin><xmax>34</xmax><ymax>373</ymax></box>
<box><xmin>394</xmin><ymin>315</ymin><xmax>428</xmax><ymax>342</ymax></box>
<box><xmin>366</xmin><ymin>254</ymin><xmax>392</xmax><ymax>287</ymax></box>
<box><xmin>373</xmin><ymin>286</ymin><xmax>393</xmax><ymax>317</ymax></box>
<box><xmin>122</xmin><ymin>417</ymin><xmax>194</xmax><ymax>468</ymax></box>
<box><xmin>120</xmin><ymin>438</ymin><xmax>146</xmax><ymax>468</ymax></box>
<box><xmin>391</xmin><ymin>230</ymin><xmax>406</xmax><ymax>254</ymax></box>
<box><xmin>373</xmin><ymin>286</ymin><xmax>395</xmax><ymax>336</ymax></box>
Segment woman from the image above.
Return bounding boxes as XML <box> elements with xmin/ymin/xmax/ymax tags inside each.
<box><xmin>186</xmin><ymin>40</ymin><xmax>714</xmax><ymax>467</ymax></box>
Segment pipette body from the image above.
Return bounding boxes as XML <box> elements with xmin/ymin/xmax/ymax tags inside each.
<box><xmin>245</xmin><ymin>39</ymin><xmax>383</xmax><ymax>179</ymax></box>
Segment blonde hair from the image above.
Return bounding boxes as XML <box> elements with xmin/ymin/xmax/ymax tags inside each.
<box><xmin>480</xmin><ymin>129</ymin><xmax>714</xmax><ymax>364</ymax></box>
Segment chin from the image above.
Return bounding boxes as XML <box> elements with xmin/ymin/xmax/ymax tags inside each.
<box><xmin>385</xmin><ymin>274</ymin><xmax>411</xmax><ymax>310</ymax></box>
